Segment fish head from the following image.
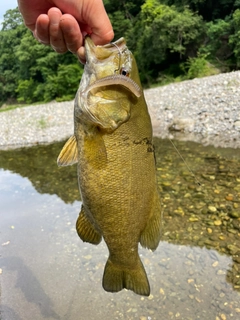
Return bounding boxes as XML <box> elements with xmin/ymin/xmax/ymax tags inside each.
<box><xmin>75</xmin><ymin>37</ymin><xmax>142</xmax><ymax>131</ymax></box>
<box><xmin>84</xmin><ymin>37</ymin><xmax>136</xmax><ymax>83</ymax></box>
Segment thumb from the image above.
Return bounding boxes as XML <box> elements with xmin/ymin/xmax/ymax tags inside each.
<box><xmin>82</xmin><ymin>0</ymin><xmax>114</xmax><ymax>45</ymax></box>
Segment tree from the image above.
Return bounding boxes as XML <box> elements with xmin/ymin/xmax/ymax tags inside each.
<box><xmin>158</xmin><ymin>0</ymin><xmax>238</xmax><ymax>21</ymax></box>
<box><xmin>133</xmin><ymin>0</ymin><xmax>205</xmax><ymax>82</ymax></box>
<box><xmin>15</xmin><ymin>31</ymin><xmax>83</xmax><ymax>103</ymax></box>
<box><xmin>229</xmin><ymin>9</ymin><xmax>240</xmax><ymax>67</ymax></box>
<box><xmin>0</xmin><ymin>7</ymin><xmax>83</xmax><ymax>105</ymax></box>
<box><xmin>0</xmin><ymin>8</ymin><xmax>26</xmax><ymax>104</ymax></box>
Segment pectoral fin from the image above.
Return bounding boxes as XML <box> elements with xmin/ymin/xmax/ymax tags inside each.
<box><xmin>57</xmin><ymin>135</ymin><xmax>78</xmax><ymax>166</ymax></box>
<box><xmin>76</xmin><ymin>206</ymin><xmax>102</xmax><ymax>245</ymax></box>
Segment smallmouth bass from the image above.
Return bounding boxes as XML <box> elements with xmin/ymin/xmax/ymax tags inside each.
<box><xmin>57</xmin><ymin>37</ymin><xmax>161</xmax><ymax>296</ymax></box>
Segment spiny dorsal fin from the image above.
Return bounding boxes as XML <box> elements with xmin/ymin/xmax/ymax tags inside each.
<box><xmin>57</xmin><ymin>135</ymin><xmax>78</xmax><ymax>166</ymax></box>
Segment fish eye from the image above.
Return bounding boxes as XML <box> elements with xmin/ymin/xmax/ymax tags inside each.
<box><xmin>120</xmin><ymin>68</ymin><xmax>129</xmax><ymax>77</ymax></box>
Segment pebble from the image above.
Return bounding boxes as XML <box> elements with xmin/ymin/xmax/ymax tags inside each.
<box><xmin>208</xmin><ymin>206</ymin><xmax>217</xmax><ymax>213</ymax></box>
<box><xmin>212</xmin><ymin>261</ymin><xmax>219</xmax><ymax>268</ymax></box>
<box><xmin>217</xmin><ymin>270</ymin><xmax>226</xmax><ymax>275</ymax></box>
<box><xmin>83</xmin><ymin>255</ymin><xmax>92</xmax><ymax>260</ymax></box>
<box><xmin>189</xmin><ymin>216</ymin><xmax>199</xmax><ymax>222</ymax></box>
<box><xmin>229</xmin><ymin>211</ymin><xmax>240</xmax><ymax>218</ymax></box>
<box><xmin>225</xmin><ymin>195</ymin><xmax>234</xmax><ymax>201</ymax></box>
<box><xmin>188</xmin><ymin>279</ymin><xmax>194</xmax><ymax>283</ymax></box>
<box><xmin>214</xmin><ymin>220</ymin><xmax>222</xmax><ymax>226</ymax></box>
<box><xmin>159</xmin><ymin>288</ymin><xmax>165</xmax><ymax>295</ymax></box>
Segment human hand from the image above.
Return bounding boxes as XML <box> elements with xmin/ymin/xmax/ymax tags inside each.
<box><xmin>17</xmin><ymin>0</ymin><xmax>114</xmax><ymax>62</ymax></box>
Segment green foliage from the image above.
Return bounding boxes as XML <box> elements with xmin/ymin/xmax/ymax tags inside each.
<box><xmin>201</xmin><ymin>19</ymin><xmax>232</xmax><ymax>60</ymax></box>
<box><xmin>181</xmin><ymin>53</ymin><xmax>219</xmax><ymax>79</ymax></box>
<box><xmin>44</xmin><ymin>64</ymin><xmax>83</xmax><ymax>102</ymax></box>
<box><xmin>1</xmin><ymin>8</ymin><xmax>23</xmax><ymax>30</ymax></box>
<box><xmin>16</xmin><ymin>63</ymin><xmax>83</xmax><ymax>103</ymax></box>
<box><xmin>160</xmin><ymin>0</ymin><xmax>237</xmax><ymax>21</ymax></box>
<box><xmin>0</xmin><ymin>7</ymin><xmax>83</xmax><ymax>106</ymax></box>
<box><xmin>108</xmin><ymin>11</ymin><xmax>132</xmax><ymax>41</ymax></box>
<box><xmin>16</xmin><ymin>78</ymin><xmax>36</xmax><ymax>103</ymax></box>
<box><xmin>0</xmin><ymin>8</ymin><xmax>26</xmax><ymax>104</ymax></box>
<box><xmin>133</xmin><ymin>0</ymin><xmax>205</xmax><ymax>83</ymax></box>
<box><xmin>1</xmin><ymin>1</ymin><xmax>240</xmax><ymax>104</ymax></box>
<box><xmin>229</xmin><ymin>9</ymin><xmax>240</xmax><ymax>67</ymax></box>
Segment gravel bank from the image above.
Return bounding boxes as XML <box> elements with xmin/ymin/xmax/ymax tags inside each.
<box><xmin>1</xmin><ymin>71</ymin><xmax>240</xmax><ymax>150</ymax></box>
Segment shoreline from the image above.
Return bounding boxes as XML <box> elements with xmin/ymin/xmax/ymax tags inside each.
<box><xmin>1</xmin><ymin>71</ymin><xmax>240</xmax><ymax>150</ymax></box>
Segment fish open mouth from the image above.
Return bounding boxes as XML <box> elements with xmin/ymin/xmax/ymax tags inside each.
<box><xmin>83</xmin><ymin>37</ymin><xmax>141</xmax><ymax>97</ymax></box>
<box><xmin>84</xmin><ymin>75</ymin><xmax>142</xmax><ymax>98</ymax></box>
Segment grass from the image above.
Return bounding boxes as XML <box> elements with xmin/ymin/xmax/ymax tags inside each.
<box><xmin>37</xmin><ymin>117</ymin><xmax>48</xmax><ymax>129</ymax></box>
<box><xmin>0</xmin><ymin>101</ymin><xmax>45</xmax><ymax>113</ymax></box>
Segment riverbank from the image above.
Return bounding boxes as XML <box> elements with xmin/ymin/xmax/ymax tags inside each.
<box><xmin>1</xmin><ymin>71</ymin><xmax>240</xmax><ymax>150</ymax></box>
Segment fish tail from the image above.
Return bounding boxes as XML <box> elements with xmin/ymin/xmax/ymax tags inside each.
<box><xmin>102</xmin><ymin>255</ymin><xmax>150</xmax><ymax>296</ymax></box>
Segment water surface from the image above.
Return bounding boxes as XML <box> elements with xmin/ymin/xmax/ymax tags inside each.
<box><xmin>0</xmin><ymin>139</ymin><xmax>240</xmax><ymax>320</ymax></box>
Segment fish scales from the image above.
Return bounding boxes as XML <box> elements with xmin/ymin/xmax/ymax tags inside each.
<box><xmin>57</xmin><ymin>37</ymin><xmax>161</xmax><ymax>296</ymax></box>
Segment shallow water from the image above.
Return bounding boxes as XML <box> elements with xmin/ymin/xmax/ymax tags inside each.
<box><xmin>0</xmin><ymin>138</ymin><xmax>240</xmax><ymax>320</ymax></box>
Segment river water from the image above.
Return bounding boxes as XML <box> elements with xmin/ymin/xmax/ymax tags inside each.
<box><xmin>0</xmin><ymin>138</ymin><xmax>240</xmax><ymax>320</ymax></box>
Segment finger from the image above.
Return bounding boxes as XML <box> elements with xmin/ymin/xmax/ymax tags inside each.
<box><xmin>48</xmin><ymin>7</ymin><xmax>67</xmax><ymax>53</ymax></box>
<box><xmin>76</xmin><ymin>46</ymin><xmax>86</xmax><ymax>64</ymax></box>
<box><xmin>35</xmin><ymin>14</ymin><xmax>50</xmax><ymax>45</ymax></box>
<box><xmin>17</xmin><ymin>0</ymin><xmax>52</xmax><ymax>31</ymax></box>
<box><xmin>59</xmin><ymin>14</ymin><xmax>83</xmax><ymax>54</ymax></box>
<box><xmin>84</xmin><ymin>1</ymin><xmax>114</xmax><ymax>45</ymax></box>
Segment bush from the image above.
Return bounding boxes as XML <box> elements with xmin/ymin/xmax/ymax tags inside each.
<box><xmin>181</xmin><ymin>53</ymin><xmax>220</xmax><ymax>79</ymax></box>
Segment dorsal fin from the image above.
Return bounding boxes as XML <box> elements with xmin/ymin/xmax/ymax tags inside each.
<box><xmin>57</xmin><ymin>135</ymin><xmax>78</xmax><ymax>166</ymax></box>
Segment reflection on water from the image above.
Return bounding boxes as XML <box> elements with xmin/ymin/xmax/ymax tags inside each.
<box><xmin>0</xmin><ymin>138</ymin><xmax>240</xmax><ymax>320</ymax></box>
<box><xmin>0</xmin><ymin>142</ymin><xmax>80</xmax><ymax>204</ymax></box>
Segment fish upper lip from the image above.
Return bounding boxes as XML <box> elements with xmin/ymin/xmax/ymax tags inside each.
<box><xmin>84</xmin><ymin>36</ymin><xmax>96</xmax><ymax>63</ymax></box>
<box><xmin>84</xmin><ymin>36</ymin><xmax>127</xmax><ymax>63</ymax></box>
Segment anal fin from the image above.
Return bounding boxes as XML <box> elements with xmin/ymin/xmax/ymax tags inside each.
<box><xmin>76</xmin><ymin>206</ymin><xmax>102</xmax><ymax>245</ymax></box>
<box><xmin>140</xmin><ymin>190</ymin><xmax>162</xmax><ymax>251</ymax></box>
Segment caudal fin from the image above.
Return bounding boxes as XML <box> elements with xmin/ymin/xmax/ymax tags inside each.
<box><xmin>102</xmin><ymin>255</ymin><xmax>150</xmax><ymax>296</ymax></box>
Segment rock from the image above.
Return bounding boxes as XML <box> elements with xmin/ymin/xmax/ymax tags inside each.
<box><xmin>234</xmin><ymin>120</ymin><xmax>240</xmax><ymax>130</ymax></box>
<box><xmin>208</xmin><ymin>205</ymin><xmax>217</xmax><ymax>213</ymax></box>
<box><xmin>225</xmin><ymin>194</ymin><xmax>234</xmax><ymax>201</ymax></box>
<box><xmin>229</xmin><ymin>211</ymin><xmax>240</xmax><ymax>218</ymax></box>
<box><xmin>168</xmin><ymin>118</ymin><xmax>195</xmax><ymax>132</ymax></box>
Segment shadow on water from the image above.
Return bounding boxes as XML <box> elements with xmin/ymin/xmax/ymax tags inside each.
<box><xmin>1</xmin><ymin>256</ymin><xmax>60</xmax><ymax>320</ymax></box>
<box><xmin>0</xmin><ymin>138</ymin><xmax>240</xmax><ymax>319</ymax></box>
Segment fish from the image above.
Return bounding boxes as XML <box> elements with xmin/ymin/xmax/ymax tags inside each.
<box><xmin>57</xmin><ymin>36</ymin><xmax>161</xmax><ymax>296</ymax></box>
